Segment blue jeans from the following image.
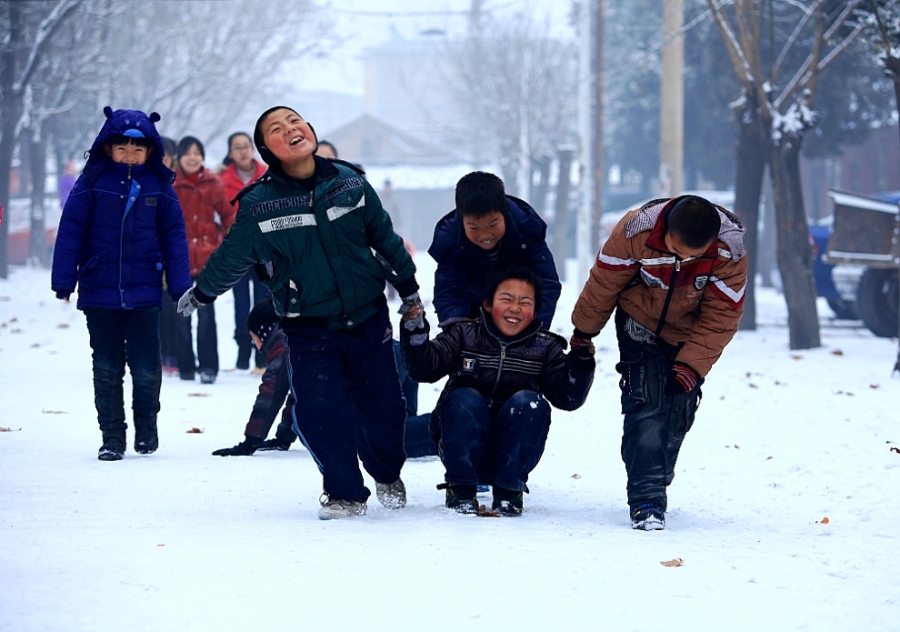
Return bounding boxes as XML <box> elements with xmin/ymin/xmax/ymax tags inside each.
<box><xmin>84</xmin><ymin>307</ymin><xmax>161</xmax><ymax>436</ymax></box>
<box><xmin>438</xmin><ymin>387</ymin><xmax>551</xmax><ymax>492</ymax></box>
<box><xmin>232</xmin><ymin>270</ymin><xmax>269</xmax><ymax>368</ymax></box>
<box><xmin>614</xmin><ymin>309</ymin><xmax>703</xmax><ymax>511</ymax></box>
<box><xmin>284</xmin><ymin>302</ymin><xmax>407</xmax><ymax>503</ymax></box>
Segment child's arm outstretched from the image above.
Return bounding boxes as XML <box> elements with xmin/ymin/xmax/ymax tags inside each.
<box><xmin>540</xmin><ymin>336</ymin><xmax>596</xmax><ymax>411</ymax></box>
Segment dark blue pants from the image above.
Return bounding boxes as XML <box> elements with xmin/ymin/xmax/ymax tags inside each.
<box><xmin>614</xmin><ymin>310</ymin><xmax>703</xmax><ymax>511</ymax></box>
<box><xmin>232</xmin><ymin>270</ymin><xmax>269</xmax><ymax>368</ymax></box>
<box><xmin>284</xmin><ymin>303</ymin><xmax>407</xmax><ymax>503</ymax></box>
<box><xmin>438</xmin><ymin>387</ymin><xmax>551</xmax><ymax>492</ymax></box>
<box><xmin>84</xmin><ymin>307</ymin><xmax>161</xmax><ymax>436</ymax></box>
<box><xmin>175</xmin><ymin>299</ymin><xmax>218</xmax><ymax>377</ymax></box>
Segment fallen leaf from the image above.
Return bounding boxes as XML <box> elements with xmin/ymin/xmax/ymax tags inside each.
<box><xmin>30</xmin><ymin>343</ymin><xmax>41</xmax><ymax>348</ymax></box>
<box><xmin>11</xmin><ymin>328</ymin><xmax>22</xmax><ymax>334</ymax></box>
<box><xmin>660</xmin><ymin>558</ymin><xmax>683</xmax><ymax>567</ymax></box>
<box><xmin>187</xmin><ymin>393</ymin><xmax>209</xmax><ymax>397</ymax></box>
<box><xmin>157</xmin><ymin>543</ymin><xmax>165</xmax><ymax>547</ymax></box>
<box><xmin>791</xmin><ymin>354</ymin><xmax>803</xmax><ymax>360</ymax></box>
<box><xmin>816</xmin><ymin>517</ymin><xmax>830</xmax><ymax>524</ymax></box>
<box><xmin>477</xmin><ymin>505</ymin><xmax>500</xmax><ymax>518</ymax></box>
<box><xmin>734</xmin><ymin>444</ymin><xmax>739</xmax><ymax>449</ymax></box>
<box><xmin>748</xmin><ymin>383</ymin><xmax>758</xmax><ymax>389</ymax></box>
<box><xmin>57</xmin><ymin>323</ymin><xmax>70</xmax><ymax>329</ymax></box>
<box><xmin>42</xmin><ymin>409</ymin><xmax>68</xmax><ymax>414</ymax></box>
<box><xmin>890</xmin><ymin>447</ymin><xmax>900</xmax><ymax>455</ymax></box>
<box><xmin>766</xmin><ymin>456</ymin><xmax>773</xmax><ymax>460</ymax></box>
<box><xmin>831</xmin><ymin>349</ymin><xmax>843</xmax><ymax>356</ymax></box>
<box><xmin>571</xmin><ymin>473</ymin><xmax>582</xmax><ymax>479</ymax></box>
<box><xmin>870</xmin><ymin>384</ymin><xmax>880</xmax><ymax>389</ymax></box>
<box><xmin>186</xmin><ymin>427</ymin><xmax>204</xmax><ymax>434</ymax></box>
<box><xmin>0</xmin><ymin>427</ymin><xmax>22</xmax><ymax>432</ymax></box>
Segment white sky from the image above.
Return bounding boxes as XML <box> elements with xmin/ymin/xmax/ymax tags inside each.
<box><xmin>302</xmin><ymin>0</ymin><xmax>576</xmax><ymax>95</ymax></box>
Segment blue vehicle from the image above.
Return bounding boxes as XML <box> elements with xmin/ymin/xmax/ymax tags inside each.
<box><xmin>809</xmin><ymin>223</ymin><xmax>859</xmax><ymax>320</ymax></box>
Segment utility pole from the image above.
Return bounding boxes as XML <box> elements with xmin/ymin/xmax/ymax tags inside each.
<box><xmin>593</xmin><ymin>0</ymin><xmax>604</xmax><ymax>256</ymax></box>
<box><xmin>660</xmin><ymin>0</ymin><xmax>684</xmax><ymax>196</ymax></box>
<box><xmin>576</xmin><ymin>0</ymin><xmax>597</xmax><ymax>285</ymax></box>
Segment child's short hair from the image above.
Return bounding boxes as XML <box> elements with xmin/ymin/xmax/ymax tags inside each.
<box><xmin>455</xmin><ymin>171</ymin><xmax>507</xmax><ymax>219</ymax></box>
<box><xmin>246</xmin><ymin>297</ymin><xmax>279</xmax><ymax>346</ymax></box>
<box><xmin>160</xmin><ymin>136</ymin><xmax>177</xmax><ymax>159</ymax></box>
<box><xmin>483</xmin><ymin>265</ymin><xmax>543</xmax><ymax>316</ymax></box>
<box><xmin>666</xmin><ymin>195</ymin><xmax>721</xmax><ymax>249</ymax></box>
<box><xmin>105</xmin><ymin>134</ymin><xmax>153</xmax><ymax>150</ymax></box>
<box><xmin>177</xmin><ymin>135</ymin><xmax>205</xmax><ymax>160</ymax></box>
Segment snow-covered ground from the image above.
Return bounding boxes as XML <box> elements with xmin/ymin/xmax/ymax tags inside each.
<box><xmin>1</xmin><ymin>257</ymin><xmax>898</xmax><ymax>631</ymax></box>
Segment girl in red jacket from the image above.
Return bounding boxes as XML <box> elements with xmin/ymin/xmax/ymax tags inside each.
<box><xmin>219</xmin><ymin>132</ymin><xmax>269</xmax><ymax>372</ymax></box>
<box><xmin>173</xmin><ymin>136</ymin><xmax>233</xmax><ymax>383</ymax></box>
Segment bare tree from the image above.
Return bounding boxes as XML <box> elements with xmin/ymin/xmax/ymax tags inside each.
<box><xmin>706</xmin><ymin>0</ymin><xmax>865</xmax><ymax>349</ymax></box>
<box><xmin>443</xmin><ymin>6</ymin><xmax>579</xmax><ymax>200</ymax></box>
<box><xmin>0</xmin><ymin>0</ymin><xmax>84</xmax><ymax>277</ymax></box>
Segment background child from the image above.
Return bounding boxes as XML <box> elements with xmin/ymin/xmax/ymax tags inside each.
<box><xmin>400</xmin><ymin>265</ymin><xmax>595</xmax><ymax>516</ymax></box>
<box><xmin>428</xmin><ymin>171</ymin><xmax>562</xmax><ymax>329</ymax></box>
<box><xmin>212</xmin><ymin>298</ymin><xmax>296</xmax><ymax>456</ymax></box>
<box><xmin>51</xmin><ymin>106</ymin><xmax>191</xmax><ymax>461</ymax></box>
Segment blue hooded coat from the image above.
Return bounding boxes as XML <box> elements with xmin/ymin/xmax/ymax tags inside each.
<box><xmin>428</xmin><ymin>196</ymin><xmax>562</xmax><ymax>329</ymax></box>
<box><xmin>51</xmin><ymin>107</ymin><xmax>191</xmax><ymax>310</ymax></box>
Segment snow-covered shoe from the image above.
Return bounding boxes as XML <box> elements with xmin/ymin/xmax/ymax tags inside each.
<box><xmin>439</xmin><ymin>483</ymin><xmax>479</xmax><ymax>514</ymax></box>
<box><xmin>630</xmin><ymin>502</ymin><xmax>666</xmax><ymax>530</ymax></box>
<box><xmin>200</xmin><ymin>371</ymin><xmax>217</xmax><ymax>384</ymax></box>
<box><xmin>491</xmin><ymin>487</ymin><xmax>524</xmax><ymax>517</ymax></box>
<box><xmin>375</xmin><ymin>478</ymin><xmax>407</xmax><ymax>509</ymax></box>
<box><xmin>212</xmin><ymin>436</ymin><xmax>263</xmax><ymax>456</ymax></box>
<box><xmin>98</xmin><ymin>435</ymin><xmax>125</xmax><ymax>461</ymax></box>
<box><xmin>257</xmin><ymin>437</ymin><xmax>292</xmax><ymax>452</ymax></box>
<box><xmin>318</xmin><ymin>495</ymin><xmax>367</xmax><ymax>520</ymax></box>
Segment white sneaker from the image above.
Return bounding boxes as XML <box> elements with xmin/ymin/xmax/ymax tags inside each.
<box><xmin>318</xmin><ymin>495</ymin><xmax>367</xmax><ymax>520</ymax></box>
<box><xmin>375</xmin><ymin>478</ymin><xmax>407</xmax><ymax>509</ymax></box>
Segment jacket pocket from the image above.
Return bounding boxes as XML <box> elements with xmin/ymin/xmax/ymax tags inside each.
<box><xmin>615</xmin><ymin>354</ymin><xmax>648</xmax><ymax>414</ymax></box>
<box><xmin>77</xmin><ymin>251</ymin><xmax>106</xmax><ymax>280</ymax></box>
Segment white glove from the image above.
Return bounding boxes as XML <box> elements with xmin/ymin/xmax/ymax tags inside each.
<box><xmin>398</xmin><ymin>292</ymin><xmax>424</xmax><ymax>331</ymax></box>
<box><xmin>177</xmin><ymin>288</ymin><xmax>201</xmax><ymax>317</ymax></box>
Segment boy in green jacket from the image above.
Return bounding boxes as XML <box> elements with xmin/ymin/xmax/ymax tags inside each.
<box><xmin>178</xmin><ymin>106</ymin><xmax>422</xmax><ymax>520</ymax></box>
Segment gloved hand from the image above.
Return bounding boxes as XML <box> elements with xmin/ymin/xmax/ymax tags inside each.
<box><xmin>177</xmin><ymin>287</ymin><xmax>202</xmax><ymax>317</ymax></box>
<box><xmin>398</xmin><ymin>292</ymin><xmax>425</xmax><ymax>331</ymax></box>
<box><xmin>567</xmin><ymin>329</ymin><xmax>596</xmax><ymax>374</ymax></box>
<box><xmin>55</xmin><ymin>291</ymin><xmax>71</xmax><ymax>302</ymax></box>
<box><xmin>666</xmin><ymin>362</ymin><xmax>700</xmax><ymax>395</ymax></box>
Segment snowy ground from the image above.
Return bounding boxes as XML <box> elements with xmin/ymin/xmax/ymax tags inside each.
<box><xmin>1</xmin><ymin>257</ymin><xmax>898</xmax><ymax>631</ymax></box>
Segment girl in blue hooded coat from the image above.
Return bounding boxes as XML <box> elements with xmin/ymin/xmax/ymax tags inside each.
<box><xmin>51</xmin><ymin>107</ymin><xmax>191</xmax><ymax>461</ymax></box>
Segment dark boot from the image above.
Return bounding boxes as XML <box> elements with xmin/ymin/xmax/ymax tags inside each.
<box><xmin>98</xmin><ymin>431</ymin><xmax>126</xmax><ymax>461</ymax></box>
<box><xmin>438</xmin><ymin>483</ymin><xmax>479</xmax><ymax>514</ymax></box>
<box><xmin>134</xmin><ymin>417</ymin><xmax>159</xmax><ymax>455</ymax></box>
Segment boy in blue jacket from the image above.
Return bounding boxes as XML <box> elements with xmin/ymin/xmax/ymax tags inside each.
<box><xmin>428</xmin><ymin>171</ymin><xmax>562</xmax><ymax>329</ymax></box>
<box><xmin>51</xmin><ymin>107</ymin><xmax>191</xmax><ymax>461</ymax></box>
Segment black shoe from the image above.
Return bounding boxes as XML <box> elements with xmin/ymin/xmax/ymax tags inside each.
<box><xmin>439</xmin><ymin>483</ymin><xmax>479</xmax><ymax>514</ymax></box>
<box><xmin>491</xmin><ymin>487</ymin><xmax>524</xmax><ymax>516</ymax></box>
<box><xmin>236</xmin><ymin>347</ymin><xmax>251</xmax><ymax>371</ymax></box>
<box><xmin>257</xmin><ymin>437</ymin><xmax>292</xmax><ymax>452</ymax></box>
<box><xmin>180</xmin><ymin>372</ymin><xmax>195</xmax><ymax>381</ymax></box>
<box><xmin>212</xmin><ymin>436</ymin><xmax>263</xmax><ymax>456</ymax></box>
<box><xmin>134</xmin><ymin>425</ymin><xmax>159</xmax><ymax>455</ymax></box>
<box><xmin>200</xmin><ymin>371</ymin><xmax>217</xmax><ymax>384</ymax></box>
<box><xmin>630</xmin><ymin>502</ymin><xmax>666</xmax><ymax>530</ymax></box>
<box><xmin>98</xmin><ymin>435</ymin><xmax>125</xmax><ymax>461</ymax></box>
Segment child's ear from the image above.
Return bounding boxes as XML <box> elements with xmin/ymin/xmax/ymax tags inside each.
<box><xmin>482</xmin><ymin>299</ymin><xmax>492</xmax><ymax>314</ymax></box>
<box><xmin>103</xmin><ymin>143</ymin><xmax>112</xmax><ymax>156</ymax></box>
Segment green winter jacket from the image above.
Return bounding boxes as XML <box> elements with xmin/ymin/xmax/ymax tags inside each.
<box><xmin>195</xmin><ymin>157</ymin><xmax>417</xmax><ymax>329</ymax></box>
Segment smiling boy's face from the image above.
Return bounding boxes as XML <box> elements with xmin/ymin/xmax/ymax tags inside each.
<box><xmin>463</xmin><ymin>210</ymin><xmax>506</xmax><ymax>250</ymax></box>
<box><xmin>484</xmin><ymin>278</ymin><xmax>536</xmax><ymax>337</ymax></box>
<box><xmin>107</xmin><ymin>142</ymin><xmax>149</xmax><ymax>165</ymax></box>
<box><xmin>261</xmin><ymin>108</ymin><xmax>316</xmax><ymax>174</ymax></box>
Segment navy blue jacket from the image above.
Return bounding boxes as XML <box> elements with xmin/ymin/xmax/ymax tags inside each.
<box><xmin>428</xmin><ymin>196</ymin><xmax>561</xmax><ymax>328</ymax></box>
<box><xmin>51</xmin><ymin>107</ymin><xmax>191</xmax><ymax>310</ymax></box>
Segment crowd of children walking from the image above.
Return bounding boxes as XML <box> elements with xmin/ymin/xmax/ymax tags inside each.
<box><xmin>51</xmin><ymin>105</ymin><xmax>746</xmax><ymax>529</ymax></box>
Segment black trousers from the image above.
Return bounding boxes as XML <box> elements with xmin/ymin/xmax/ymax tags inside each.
<box><xmin>614</xmin><ymin>309</ymin><xmax>703</xmax><ymax>511</ymax></box>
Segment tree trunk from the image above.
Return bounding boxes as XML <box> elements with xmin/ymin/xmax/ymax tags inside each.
<box><xmin>552</xmin><ymin>147</ymin><xmax>574</xmax><ymax>274</ymax></box>
<box><xmin>28</xmin><ymin>127</ymin><xmax>49</xmax><ymax>267</ymax></box>
<box><xmin>769</xmin><ymin>136</ymin><xmax>820</xmax><ymax>350</ymax></box>
<box><xmin>731</xmin><ymin>91</ymin><xmax>768</xmax><ymax>331</ymax></box>
<box><xmin>0</xmin><ymin>3</ymin><xmax>23</xmax><ymax>279</ymax></box>
<box><xmin>531</xmin><ymin>154</ymin><xmax>551</xmax><ymax>217</ymax></box>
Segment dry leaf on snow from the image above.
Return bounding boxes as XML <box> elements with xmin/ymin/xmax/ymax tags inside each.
<box><xmin>571</xmin><ymin>473</ymin><xmax>582</xmax><ymax>479</ymax></box>
<box><xmin>660</xmin><ymin>558</ymin><xmax>683</xmax><ymax>567</ymax></box>
<box><xmin>816</xmin><ymin>517</ymin><xmax>830</xmax><ymax>524</ymax></box>
<box><xmin>186</xmin><ymin>427</ymin><xmax>204</xmax><ymax>434</ymax></box>
<box><xmin>831</xmin><ymin>349</ymin><xmax>843</xmax><ymax>356</ymax></box>
<box><xmin>890</xmin><ymin>447</ymin><xmax>900</xmax><ymax>455</ymax></box>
